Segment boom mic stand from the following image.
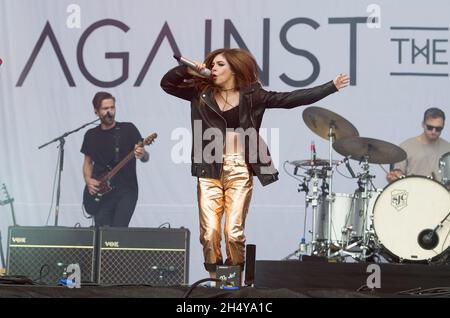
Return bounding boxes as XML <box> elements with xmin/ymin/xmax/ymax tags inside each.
<box><xmin>38</xmin><ymin>118</ymin><xmax>100</xmax><ymax>226</ymax></box>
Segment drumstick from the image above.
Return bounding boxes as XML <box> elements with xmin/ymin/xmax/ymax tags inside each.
<box><xmin>378</xmin><ymin>164</ymin><xmax>389</xmax><ymax>174</ymax></box>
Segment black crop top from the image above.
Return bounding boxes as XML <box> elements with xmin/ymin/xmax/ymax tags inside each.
<box><xmin>222</xmin><ymin>106</ymin><xmax>240</xmax><ymax>129</ymax></box>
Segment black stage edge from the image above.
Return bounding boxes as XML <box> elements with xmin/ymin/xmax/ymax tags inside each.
<box><xmin>1</xmin><ymin>260</ymin><xmax>449</xmax><ymax>298</ymax></box>
<box><xmin>254</xmin><ymin>260</ymin><xmax>450</xmax><ymax>295</ymax></box>
<box><xmin>0</xmin><ymin>284</ymin><xmax>384</xmax><ymax>298</ymax></box>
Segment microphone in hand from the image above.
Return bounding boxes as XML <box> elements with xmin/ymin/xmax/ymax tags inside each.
<box><xmin>173</xmin><ymin>54</ymin><xmax>211</xmax><ymax>77</ymax></box>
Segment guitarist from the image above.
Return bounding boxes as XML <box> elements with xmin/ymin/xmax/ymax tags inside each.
<box><xmin>81</xmin><ymin>92</ymin><xmax>149</xmax><ymax>226</ymax></box>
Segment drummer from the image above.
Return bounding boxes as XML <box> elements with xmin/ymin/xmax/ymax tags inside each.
<box><xmin>386</xmin><ymin>107</ymin><xmax>450</xmax><ymax>184</ymax></box>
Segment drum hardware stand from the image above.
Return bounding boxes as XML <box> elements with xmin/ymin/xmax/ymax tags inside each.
<box><xmin>306</xmin><ymin>168</ymin><xmax>323</xmax><ymax>255</ymax></box>
<box><xmin>283</xmin><ymin>160</ymin><xmax>332</xmax><ymax>259</ymax></box>
<box><xmin>294</xmin><ymin>168</ymin><xmax>324</xmax><ymax>257</ymax></box>
<box><xmin>353</xmin><ymin>156</ymin><xmax>377</xmax><ymax>260</ymax></box>
<box><xmin>418</xmin><ymin>210</ymin><xmax>450</xmax><ymax>251</ymax></box>
<box><xmin>282</xmin><ymin>174</ymin><xmax>312</xmax><ymax>260</ymax></box>
<box><xmin>330</xmin><ymin>157</ymin><xmax>377</xmax><ymax>262</ymax></box>
<box><xmin>321</xmin><ymin>174</ymin><xmax>329</xmax><ymax>196</ymax></box>
<box><xmin>284</xmin><ymin>164</ymin><xmax>330</xmax><ymax>259</ymax></box>
<box><xmin>298</xmin><ymin>176</ymin><xmax>309</xmax><ymax>193</ymax></box>
<box><xmin>326</xmin><ymin>125</ymin><xmax>336</xmax><ymax>258</ymax></box>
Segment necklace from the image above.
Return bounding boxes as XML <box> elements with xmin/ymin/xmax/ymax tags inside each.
<box><xmin>221</xmin><ymin>87</ymin><xmax>235</xmax><ymax>91</ymax></box>
<box><xmin>220</xmin><ymin>90</ymin><xmax>236</xmax><ymax>110</ymax></box>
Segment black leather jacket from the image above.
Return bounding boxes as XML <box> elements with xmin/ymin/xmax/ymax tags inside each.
<box><xmin>161</xmin><ymin>66</ymin><xmax>338</xmax><ymax>186</ymax></box>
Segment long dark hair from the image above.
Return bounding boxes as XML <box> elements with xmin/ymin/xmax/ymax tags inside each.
<box><xmin>190</xmin><ymin>48</ymin><xmax>260</xmax><ymax>102</ymax></box>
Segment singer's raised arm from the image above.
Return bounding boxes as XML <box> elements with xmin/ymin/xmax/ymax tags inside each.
<box><xmin>160</xmin><ymin>65</ymin><xmax>196</xmax><ymax>101</ymax></box>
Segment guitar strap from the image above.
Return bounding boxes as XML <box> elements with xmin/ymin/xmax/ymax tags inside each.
<box><xmin>114</xmin><ymin>124</ymin><xmax>121</xmax><ymax>164</ymax></box>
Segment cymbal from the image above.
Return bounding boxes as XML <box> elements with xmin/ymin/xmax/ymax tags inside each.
<box><xmin>302</xmin><ymin>107</ymin><xmax>359</xmax><ymax>140</ymax></box>
<box><xmin>333</xmin><ymin>136</ymin><xmax>407</xmax><ymax>164</ymax></box>
<box><xmin>290</xmin><ymin>159</ymin><xmax>339</xmax><ymax>167</ymax></box>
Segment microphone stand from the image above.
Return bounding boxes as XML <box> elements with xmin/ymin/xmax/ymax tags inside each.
<box><xmin>0</xmin><ymin>231</ymin><xmax>5</xmax><ymax>269</ymax></box>
<box><xmin>420</xmin><ymin>210</ymin><xmax>450</xmax><ymax>249</ymax></box>
<box><xmin>38</xmin><ymin>118</ymin><xmax>100</xmax><ymax>226</ymax></box>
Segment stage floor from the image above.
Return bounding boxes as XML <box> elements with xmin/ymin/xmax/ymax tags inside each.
<box><xmin>1</xmin><ymin>260</ymin><xmax>450</xmax><ymax>298</ymax></box>
<box><xmin>0</xmin><ymin>284</ymin><xmax>389</xmax><ymax>298</ymax></box>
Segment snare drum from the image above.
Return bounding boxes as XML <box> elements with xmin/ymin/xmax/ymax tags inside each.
<box><xmin>439</xmin><ymin>151</ymin><xmax>450</xmax><ymax>187</ymax></box>
<box><xmin>373</xmin><ymin>176</ymin><xmax>450</xmax><ymax>262</ymax></box>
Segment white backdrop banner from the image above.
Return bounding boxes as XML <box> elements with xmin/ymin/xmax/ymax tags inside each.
<box><xmin>0</xmin><ymin>0</ymin><xmax>449</xmax><ymax>283</ymax></box>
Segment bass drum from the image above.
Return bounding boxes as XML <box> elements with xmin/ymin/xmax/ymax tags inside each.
<box><xmin>373</xmin><ymin>176</ymin><xmax>450</xmax><ymax>262</ymax></box>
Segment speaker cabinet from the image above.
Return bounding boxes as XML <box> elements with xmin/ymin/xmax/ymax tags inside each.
<box><xmin>6</xmin><ymin>226</ymin><xmax>96</xmax><ymax>285</ymax></box>
<box><xmin>97</xmin><ymin>227</ymin><xmax>190</xmax><ymax>286</ymax></box>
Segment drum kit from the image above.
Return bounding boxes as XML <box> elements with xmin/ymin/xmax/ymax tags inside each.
<box><xmin>440</xmin><ymin>151</ymin><xmax>450</xmax><ymax>188</ymax></box>
<box><xmin>286</xmin><ymin>106</ymin><xmax>450</xmax><ymax>264</ymax></box>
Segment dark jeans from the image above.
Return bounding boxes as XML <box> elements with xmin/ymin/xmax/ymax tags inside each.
<box><xmin>94</xmin><ymin>188</ymin><xmax>138</xmax><ymax>227</ymax></box>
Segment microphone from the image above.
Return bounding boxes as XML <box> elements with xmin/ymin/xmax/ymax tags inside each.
<box><xmin>418</xmin><ymin>229</ymin><xmax>439</xmax><ymax>250</ymax></box>
<box><xmin>173</xmin><ymin>54</ymin><xmax>211</xmax><ymax>77</ymax></box>
<box><xmin>423</xmin><ymin>232</ymin><xmax>433</xmax><ymax>243</ymax></box>
<box><xmin>310</xmin><ymin>141</ymin><xmax>316</xmax><ymax>164</ymax></box>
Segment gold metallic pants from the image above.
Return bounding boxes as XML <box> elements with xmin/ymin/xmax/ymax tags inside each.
<box><xmin>197</xmin><ymin>153</ymin><xmax>253</xmax><ymax>272</ymax></box>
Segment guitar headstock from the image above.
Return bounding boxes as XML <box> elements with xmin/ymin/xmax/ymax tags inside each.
<box><xmin>1</xmin><ymin>183</ymin><xmax>13</xmax><ymax>206</ymax></box>
<box><xmin>143</xmin><ymin>133</ymin><xmax>158</xmax><ymax>146</ymax></box>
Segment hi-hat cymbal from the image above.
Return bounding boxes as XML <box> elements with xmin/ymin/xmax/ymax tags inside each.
<box><xmin>333</xmin><ymin>136</ymin><xmax>407</xmax><ymax>164</ymax></box>
<box><xmin>290</xmin><ymin>159</ymin><xmax>339</xmax><ymax>167</ymax></box>
<box><xmin>302</xmin><ymin>106</ymin><xmax>359</xmax><ymax>140</ymax></box>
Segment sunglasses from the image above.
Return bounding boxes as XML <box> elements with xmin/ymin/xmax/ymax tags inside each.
<box><xmin>426</xmin><ymin>124</ymin><xmax>444</xmax><ymax>132</ymax></box>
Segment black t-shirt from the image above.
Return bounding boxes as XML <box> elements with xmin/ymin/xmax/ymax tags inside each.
<box><xmin>81</xmin><ymin>122</ymin><xmax>142</xmax><ymax>190</ymax></box>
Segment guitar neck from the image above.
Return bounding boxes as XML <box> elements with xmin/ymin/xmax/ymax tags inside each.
<box><xmin>1</xmin><ymin>184</ymin><xmax>17</xmax><ymax>226</ymax></box>
<box><xmin>10</xmin><ymin>201</ymin><xmax>17</xmax><ymax>226</ymax></box>
<box><xmin>105</xmin><ymin>143</ymin><xmax>142</xmax><ymax>180</ymax></box>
